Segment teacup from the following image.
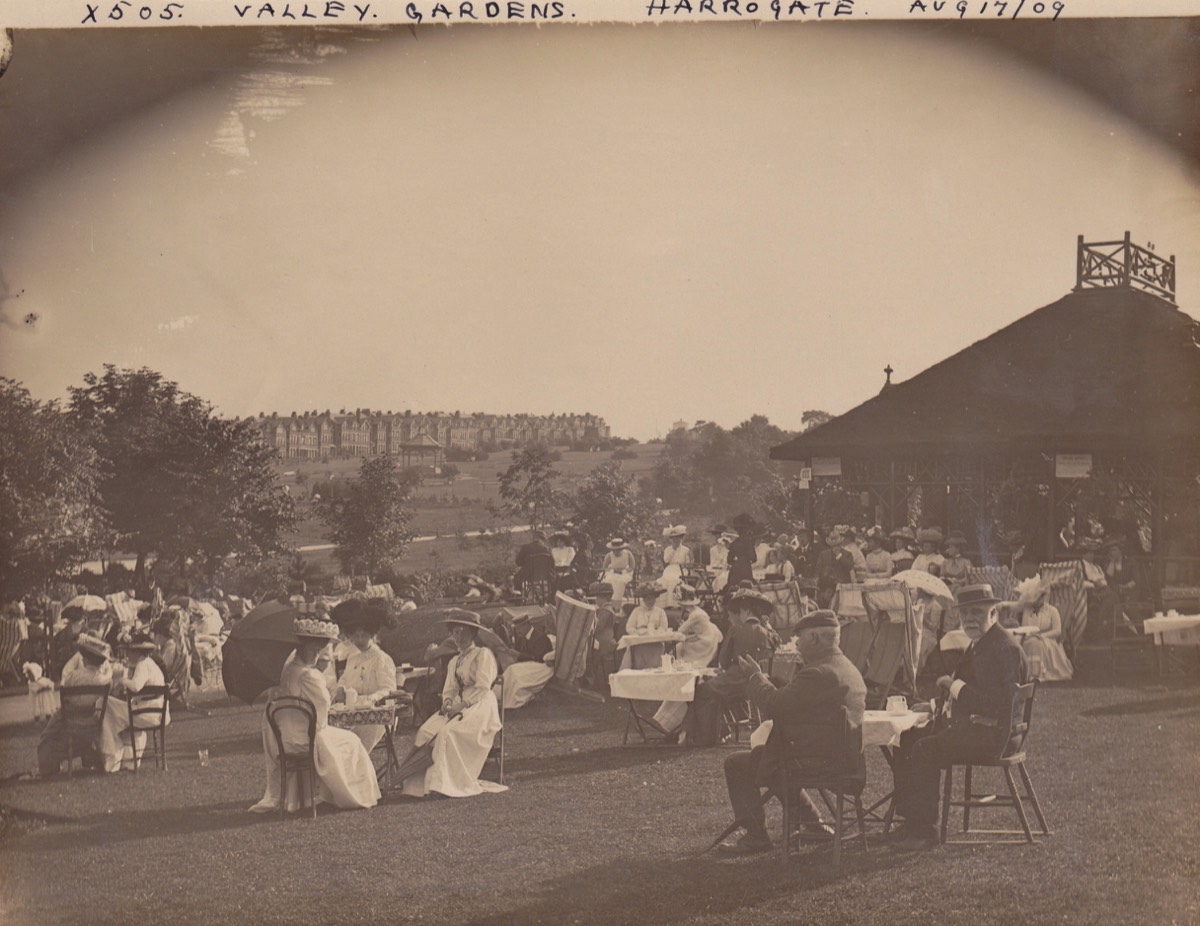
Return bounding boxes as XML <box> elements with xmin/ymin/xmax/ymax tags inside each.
<box><xmin>886</xmin><ymin>695</ymin><xmax>908</xmax><ymax>715</ymax></box>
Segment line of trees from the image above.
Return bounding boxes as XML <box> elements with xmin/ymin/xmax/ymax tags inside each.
<box><xmin>2</xmin><ymin>367</ymin><xmax>297</xmax><ymax>599</ymax></box>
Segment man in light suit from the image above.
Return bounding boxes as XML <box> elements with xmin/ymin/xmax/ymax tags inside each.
<box><xmin>890</xmin><ymin>583</ymin><xmax>1029</xmax><ymax>845</ymax></box>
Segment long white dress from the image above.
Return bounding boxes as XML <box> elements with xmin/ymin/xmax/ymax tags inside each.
<box><xmin>250</xmin><ymin>659</ymin><xmax>381</xmax><ymax>813</ymax></box>
<box><xmin>675</xmin><ymin>607</ymin><xmax>722</xmax><ymax>667</ymax></box>
<box><xmin>1019</xmin><ymin>604</ymin><xmax>1074</xmax><ymax>682</ymax></box>
<box><xmin>402</xmin><ymin>645</ymin><xmax>505</xmax><ymax>798</ymax></box>
<box><xmin>602</xmin><ymin>550</ymin><xmax>636</xmax><ymax>602</ymax></box>
<box><xmin>659</xmin><ymin>542</ymin><xmax>694</xmax><ymax>602</ymax></box>
<box><xmin>337</xmin><ymin>641</ymin><xmax>397</xmax><ymax>751</ymax></box>
<box><xmin>100</xmin><ymin>656</ymin><xmax>169</xmax><ymax>773</ymax></box>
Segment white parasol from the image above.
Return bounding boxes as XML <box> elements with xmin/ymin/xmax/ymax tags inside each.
<box><xmin>891</xmin><ymin>570</ymin><xmax>956</xmax><ymax>606</ymax></box>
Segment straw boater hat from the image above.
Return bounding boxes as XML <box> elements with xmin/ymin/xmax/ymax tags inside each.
<box><xmin>636</xmin><ymin>583</ymin><xmax>663</xmax><ymax>600</ymax></box>
<box><xmin>917</xmin><ymin>527</ymin><xmax>944</xmax><ymax>545</ymax></box>
<box><xmin>438</xmin><ymin>609</ymin><xmax>487</xmax><ymax>632</ymax></box>
<box><xmin>76</xmin><ymin>633</ymin><xmax>111</xmax><ymax>661</ymax></box>
<box><xmin>826</xmin><ymin>526</ymin><xmax>847</xmax><ymax>546</ymax></box>
<box><xmin>550</xmin><ymin>530</ymin><xmax>570</xmax><ymax>542</ymax></box>
<box><xmin>954</xmin><ymin>584</ymin><xmax>1003</xmax><ymax>609</ymax></box>
<box><xmin>607</xmin><ymin>538</ymin><xmax>627</xmax><ymax>551</ymax></box>
<box><xmin>294</xmin><ymin>617</ymin><xmax>340</xmax><ymax>642</ymax></box>
<box><xmin>667</xmin><ymin>525</ymin><xmax>687</xmax><ymax>538</ymax></box>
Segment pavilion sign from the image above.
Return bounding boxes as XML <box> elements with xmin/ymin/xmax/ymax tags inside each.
<box><xmin>1055</xmin><ymin>453</ymin><xmax>1093</xmax><ymax>479</ymax></box>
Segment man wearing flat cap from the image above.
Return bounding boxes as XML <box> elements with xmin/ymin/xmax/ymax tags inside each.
<box><xmin>718</xmin><ymin>610</ymin><xmax>867</xmax><ymax>854</ymax></box>
<box><xmin>889</xmin><ymin>583</ymin><xmax>1028</xmax><ymax>845</ymax></box>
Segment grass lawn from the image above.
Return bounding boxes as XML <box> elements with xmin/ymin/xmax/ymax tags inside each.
<box><xmin>2</xmin><ymin>664</ymin><xmax>1198</xmax><ymax>926</ymax></box>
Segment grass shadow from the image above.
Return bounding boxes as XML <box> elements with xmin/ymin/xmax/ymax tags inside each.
<box><xmin>464</xmin><ymin>838</ymin><xmax>917</xmax><ymax>926</ymax></box>
<box><xmin>1080</xmin><ymin>691</ymin><xmax>1200</xmax><ymax>717</ymax></box>
<box><xmin>4</xmin><ymin>799</ymin><xmax>293</xmax><ymax>854</ymax></box>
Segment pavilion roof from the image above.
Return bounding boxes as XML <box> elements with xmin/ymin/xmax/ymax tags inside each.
<box><xmin>771</xmin><ymin>287</ymin><xmax>1200</xmax><ymax>460</ymax></box>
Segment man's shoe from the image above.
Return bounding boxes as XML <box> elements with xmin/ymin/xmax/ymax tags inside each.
<box><xmin>717</xmin><ymin>831</ymin><xmax>773</xmax><ymax>855</ymax></box>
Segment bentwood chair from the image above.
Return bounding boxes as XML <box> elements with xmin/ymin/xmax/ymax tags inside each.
<box><xmin>125</xmin><ymin>685</ymin><xmax>170</xmax><ymax>771</ymax></box>
<box><xmin>939</xmin><ymin>680</ymin><xmax>1051</xmax><ymax>844</ymax></box>
<box><xmin>265</xmin><ymin>696</ymin><xmax>319</xmax><ymax>819</ymax></box>
<box><xmin>61</xmin><ymin>685</ymin><xmax>111</xmax><ymax>777</ymax></box>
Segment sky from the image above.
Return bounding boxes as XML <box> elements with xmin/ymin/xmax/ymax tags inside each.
<box><xmin>1</xmin><ymin>22</ymin><xmax>1198</xmax><ymax>440</ymax></box>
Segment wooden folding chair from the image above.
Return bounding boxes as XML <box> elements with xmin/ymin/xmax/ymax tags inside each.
<box><xmin>484</xmin><ymin>674</ymin><xmax>506</xmax><ymax>784</ymax></box>
<box><xmin>940</xmin><ymin>681</ymin><xmax>1051</xmax><ymax>844</ymax></box>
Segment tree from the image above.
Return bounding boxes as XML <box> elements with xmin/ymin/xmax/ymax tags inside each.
<box><xmin>570</xmin><ymin>462</ymin><xmax>657</xmax><ymax>546</ymax></box>
<box><xmin>319</xmin><ymin>454</ymin><xmax>416</xmax><ymax>577</ymax></box>
<box><xmin>0</xmin><ymin>379</ymin><xmax>107</xmax><ymax>598</ymax></box>
<box><xmin>68</xmin><ymin>366</ymin><xmax>296</xmax><ymax>587</ymax></box>
<box><xmin>802</xmin><ymin>409</ymin><xmax>834</xmax><ymax>431</ymax></box>
<box><xmin>492</xmin><ymin>447</ymin><xmax>564</xmax><ymax>529</ymax></box>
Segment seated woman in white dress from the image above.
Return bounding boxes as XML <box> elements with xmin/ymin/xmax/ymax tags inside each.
<box><xmin>674</xmin><ymin>585</ymin><xmax>722</xmax><ymax>667</ymax></box>
<box><xmin>399</xmin><ymin>612</ymin><xmax>504</xmax><ymax>799</ymax></box>
<box><xmin>1012</xmin><ymin>577</ymin><xmax>1074</xmax><ymax>682</ymax></box>
<box><xmin>330</xmin><ymin>601</ymin><xmax>397</xmax><ymax>752</ymax></box>
<box><xmin>622</xmin><ymin>585</ymin><xmax>669</xmax><ymax>669</ymax></box>
<box><xmin>659</xmin><ymin>525</ymin><xmax>693</xmax><ymax>602</ymax></box>
<box><xmin>550</xmin><ymin>531</ymin><xmax>576</xmax><ymax>569</ymax></box>
<box><xmin>100</xmin><ymin>636</ymin><xmax>169</xmax><ymax>773</ymax></box>
<box><xmin>250</xmin><ymin>618</ymin><xmax>381</xmax><ymax>813</ymax></box>
<box><xmin>601</xmin><ymin>538</ymin><xmax>636</xmax><ymax>603</ymax></box>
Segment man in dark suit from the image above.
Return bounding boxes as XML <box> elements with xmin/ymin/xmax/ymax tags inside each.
<box><xmin>513</xmin><ymin>530</ymin><xmax>551</xmax><ymax>587</ymax></box>
<box><xmin>890</xmin><ymin>583</ymin><xmax>1029</xmax><ymax>845</ymax></box>
<box><xmin>718</xmin><ymin>610</ymin><xmax>867</xmax><ymax>854</ymax></box>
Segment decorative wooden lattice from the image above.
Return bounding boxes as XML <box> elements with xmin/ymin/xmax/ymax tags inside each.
<box><xmin>1075</xmin><ymin>232</ymin><xmax>1176</xmax><ymax>304</ymax></box>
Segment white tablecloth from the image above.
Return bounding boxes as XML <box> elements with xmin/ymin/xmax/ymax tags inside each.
<box><xmin>749</xmin><ymin>710</ymin><xmax>931</xmax><ymax>750</ymax></box>
<box><xmin>1143</xmin><ymin>614</ymin><xmax>1200</xmax><ymax>646</ymax></box>
<box><xmin>608</xmin><ymin>668</ymin><xmax>714</xmax><ymax>702</ymax></box>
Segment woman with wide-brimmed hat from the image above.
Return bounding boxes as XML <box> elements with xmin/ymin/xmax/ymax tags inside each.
<box><xmin>601</xmin><ymin>538</ymin><xmax>636</xmax><ymax>602</ymax></box>
<box><xmin>889</xmin><ymin>526</ymin><xmax>916</xmax><ymax>574</ymax></box>
<box><xmin>398</xmin><ymin>610</ymin><xmax>505</xmax><ymax>799</ymax></box>
<box><xmin>940</xmin><ymin>531</ymin><xmax>973</xmax><ymax>587</ymax></box>
<box><xmin>329</xmin><ymin>600</ymin><xmax>397</xmax><ymax>751</ymax></box>
<box><xmin>912</xmin><ymin>527</ymin><xmax>945</xmax><ymax>576</ymax></box>
<box><xmin>100</xmin><ymin>633</ymin><xmax>169</xmax><ymax>773</ymax></box>
<box><xmin>250</xmin><ymin>617</ymin><xmax>381</xmax><ymax>813</ymax></box>
<box><xmin>863</xmin><ymin>526</ymin><xmax>894</xmax><ymax>579</ymax></box>
<box><xmin>1010</xmin><ymin>577</ymin><xmax>1073</xmax><ymax>681</ymax></box>
<box><xmin>622</xmin><ymin>584</ymin><xmax>670</xmax><ymax>669</ymax></box>
<box><xmin>658</xmin><ymin>525</ymin><xmax>694</xmax><ymax>604</ymax></box>
<box><xmin>726</xmin><ymin>516</ymin><xmax>759</xmax><ymax>589</ymax></box>
<box><xmin>674</xmin><ymin>585</ymin><xmax>723</xmax><ymax>668</ymax></box>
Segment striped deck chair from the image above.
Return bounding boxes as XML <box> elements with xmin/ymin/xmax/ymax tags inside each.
<box><xmin>332</xmin><ymin>575</ymin><xmax>353</xmax><ymax>593</ymax></box>
<box><xmin>861</xmin><ymin>583</ymin><xmax>919</xmax><ymax>701</ymax></box>
<box><xmin>831</xmin><ymin>585</ymin><xmax>873</xmax><ymax>674</ymax></box>
<box><xmin>965</xmin><ymin>566</ymin><xmax>1018</xmax><ymax>604</ymax></box>
<box><xmin>758</xmin><ymin>580</ymin><xmax>803</xmax><ymax>636</ymax></box>
<box><xmin>0</xmin><ymin>618</ymin><xmax>22</xmax><ymax>685</ymax></box>
<box><xmin>364</xmin><ymin>583</ymin><xmax>394</xmax><ymax>600</ymax></box>
<box><xmin>551</xmin><ymin>593</ymin><xmax>596</xmax><ymax>685</ymax></box>
<box><xmin>1039</xmin><ymin>561</ymin><xmax>1088</xmax><ymax>657</ymax></box>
